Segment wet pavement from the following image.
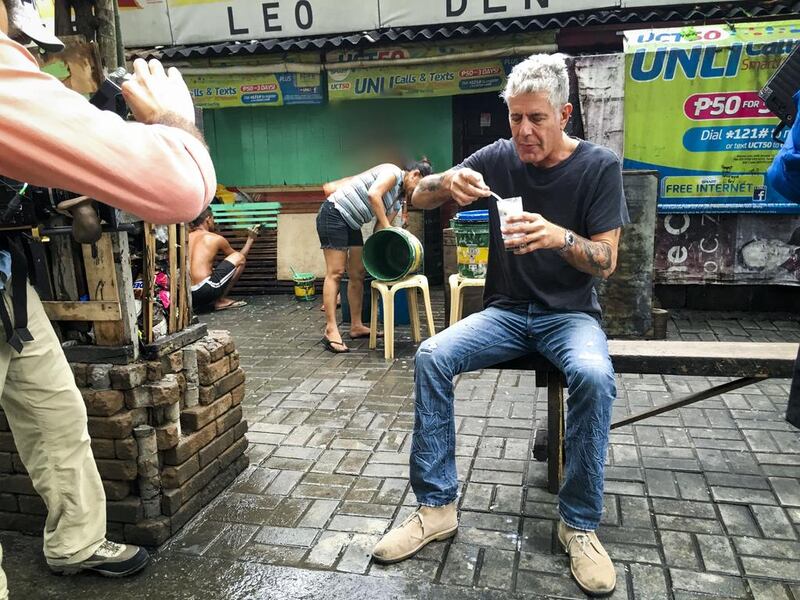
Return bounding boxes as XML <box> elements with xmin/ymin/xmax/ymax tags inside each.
<box><xmin>2</xmin><ymin>290</ymin><xmax>799</xmax><ymax>599</ymax></box>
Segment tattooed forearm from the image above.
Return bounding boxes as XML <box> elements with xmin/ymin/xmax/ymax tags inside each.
<box><xmin>567</xmin><ymin>236</ymin><xmax>615</xmax><ymax>278</ymax></box>
<box><xmin>411</xmin><ymin>173</ymin><xmax>451</xmax><ymax>209</ymax></box>
<box><xmin>418</xmin><ymin>175</ymin><xmax>443</xmax><ymax>193</ymax></box>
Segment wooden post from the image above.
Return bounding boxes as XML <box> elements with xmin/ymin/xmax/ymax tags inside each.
<box><xmin>81</xmin><ymin>234</ymin><xmax>125</xmax><ymax>346</ymax></box>
<box><xmin>547</xmin><ymin>372</ymin><xmax>565</xmax><ymax>495</ymax></box>
<box><xmin>178</xmin><ymin>223</ymin><xmax>192</xmax><ymax>329</ymax></box>
<box><xmin>49</xmin><ymin>235</ymin><xmax>80</xmax><ymax>301</ymax></box>
<box><xmin>94</xmin><ymin>0</ymin><xmax>118</xmax><ymax>70</ymax></box>
<box><xmin>142</xmin><ymin>224</ymin><xmax>156</xmax><ymax>344</ymax></box>
<box><xmin>54</xmin><ymin>0</ymin><xmax>72</xmax><ymax>37</ymax></box>
<box><xmin>111</xmin><ymin>232</ymin><xmax>139</xmax><ymax>360</ymax></box>
<box><xmin>168</xmin><ymin>225</ymin><xmax>178</xmax><ymax>333</ymax></box>
<box><xmin>180</xmin><ymin>224</ymin><xmax>192</xmax><ymax>329</ymax></box>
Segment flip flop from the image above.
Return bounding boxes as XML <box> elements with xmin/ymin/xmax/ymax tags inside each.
<box><xmin>349</xmin><ymin>332</ymin><xmax>382</xmax><ymax>339</ymax></box>
<box><xmin>215</xmin><ymin>300</ymin><xmax>247</xmax><ymax>311</ymax></box>
<box><xmin>321</xmin><ymin>336</ymin><xmax>350</xmax><ymax>353</ymax></box>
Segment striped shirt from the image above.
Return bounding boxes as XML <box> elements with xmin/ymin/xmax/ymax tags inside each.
<box><xmin>328</xmin><ymin>165</ymin><xmax>404</xmax><ymax>230</ymax></box>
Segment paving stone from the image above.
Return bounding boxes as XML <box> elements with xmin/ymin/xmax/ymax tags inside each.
<box><xmin>515</xmin><ymin>571</ymin><xmax>586</xmax><ymax>599</ymax></box>
<box><xmin>770</xmin><ymin>477</ymin><xmax>800</xmax><ymax>507</ymax></box>
<box><xmin>203</xmin><ymin>523</ymin><xmax>260</xmax><ymax>558</ymax></box>
<box><xmin>675</xmin><ymin>472</ymin><xmax>710</xmax><ymax>501</ymax></box>
<box><xmin>695</xmin><ymin>534</ymin><xmax>739</xmax><ymax>574</ymax></box>
<box><xmin>517</xmin><ymin>550</ymin><xmax>569</xmax><ymax>574</ymax></box>
<box><xmin>669</xmin><ymin>568</ymin><xmax>748</xmax><ymax>598</ymax></box>
<box><xmin>438</xmin><ymin>543</ymin><xmax>479</xmax><ymax>586</ymax></box>
<box><xmin>645</xmin><ymin>469</ymin><xmax>679</xmax><ymax>498</ymax></box>
<box><xmin>204</xmin><ymin>492</ymin><xmax>281</xmax><ymax>524</ymax></box>
<box><xmin>493</xmin><ymin>485</ymin><xmax>523</xmax><ymax>513</ymax></box>
<box><xmin>751</xmin><ymin>505</ymin><xmax>798</xmax><ymax>540</ymax></box>
<box><xmin>265</xmin><ymin>470</ymin><xmax>304</xmax><ymax>496</ymax></box>
<box><xmin>655</xmin><ymin>514</ymin><xmax>723</xmax><ymax>535</ymax></box>
<box><xmin>304</xmin><ymin>530</ymin><xmax>351</xmax><ymax>568</ymax></box>
<box><xmin>298</xmin><ymin>499</ymin><xmax>340</xmax><ymax>529</ymax></box>
<box><xmin>741</xmin><ymin>557</ymin><xmax>800</xmax><ymax>582</ymax></box>
<box><xmin>456</xmin><ymin>527</ymin><xmax>518</xmax><ymax>551</ymax></box>
<box><xmin>598</xmin><ymin>526</ymin><xmax>658</xmax><ymax>547</ymax></box>
<box><xmin>460</xmin><ymin>511</ymin><xmax>519</xmax><ymax>533</ymax></box>
<box><xmin>469</xmin><ymin>469</ymin><xmax>523</xmax><ymax>486</ymax></box>
<box><xmin>604</xmin><ymin>542</ymin><xmax>662</xmax><ymax>564</ymax></box>
<box><xmin>652</xmin><ymin>498</ymin><xmax>716</xmax><ymax>519</ymax></box>
<box><xmin>259</xmin><ymin>498</ymin><xmax>312</xmax><ymax>527</ymax></box>
<box><xmin>732</xmin><ymin>537</ymin><xmax>800</xmax><ymax>560</ymax></box>
<box><xmin>254</xmin><ymin>526</ymin><xmax>318</xmax><ymax>547</ymax></box>
<box><xmin>238</xmin><ymin>542</ymin><xmax>307</xmax><ymax>567</ymax></box>
<box><xmin>336</xmin><ymin>533</ymin><xmax>381</xmax><ymax>574</ymax></box>
<box><xmin>710</xmin><ymin>486</ymin><xmax>777</xmax><ymax>505</ymax></box>
<box><xmin>630</xmin><ymin>563</ymin><xmax>669</xmax><ymax>600</ymax></box>
<box><xmin>619</xmin><ymin>496</ymin><xmax>654</xmax><ymax>529</ymax></box>
<box><xmin>660</xmin><ymin>531</ymin><xmax>701</xmax><ymax>569</ymax></box>
<box><xmin>717</xmin><ymin>503</ymin><xmax>761</xmax><ymax>537</ymax></box>
<box><xmin>604</xmin><ymin>480</ymin><xmax>646</xmax><ymax>496</ymax></box>
<box><xmin>477</xmin><ymin>547</ymin><xmax>514</xmax><ymax>590</ymax></box>
<box><xmin>167</xmin><ymin>519</ymin><xmax>227</xmax><ymax>555</ymax></box>
<box><xmin>748</xmin><ymin>579</ymin><xmax>794</xmax><ymax>600</ymax></box>
<box><xmin>327</xmin><ymin>514</ymin><xmax>390</xmax><ymax>535</ymax></box>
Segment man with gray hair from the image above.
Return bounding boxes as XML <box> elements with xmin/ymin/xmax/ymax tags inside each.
<box><xmin>372</xmin><ymin>53</ymin><xmax>628</xmax><ymax>596</ymax></box>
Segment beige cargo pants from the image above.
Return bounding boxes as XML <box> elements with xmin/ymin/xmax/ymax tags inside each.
<box><xmin>0</xmin><ymin>282</ymin><xmax>106</xmax><ymax>599</ymax></box>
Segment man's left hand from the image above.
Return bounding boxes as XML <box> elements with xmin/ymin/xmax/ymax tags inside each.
<box><xmin>503</xmin><ymin>213</ymin><xmax>564</xmax><ymax>255</ymax></box>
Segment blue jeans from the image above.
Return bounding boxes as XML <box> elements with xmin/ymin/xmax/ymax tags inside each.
<box><xmin>411</xmin><ymin>304</ymin><xmax>616</xmax><ymax>531</ymax></box>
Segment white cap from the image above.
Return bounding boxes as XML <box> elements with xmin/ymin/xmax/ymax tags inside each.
<box><xmin>11</xmin><ymin>0</ymin><xmax>64</xmax><ymax>52</ymax></box>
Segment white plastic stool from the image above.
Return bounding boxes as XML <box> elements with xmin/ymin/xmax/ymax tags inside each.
<box><xmin>369</xmin><ymin>274</ymin><xmax>436</xmax><ymax>360</ymax></box>
<box><xmin>448</xmin><ymin>273</ymin><xmax>486</xmax><ymax>326</ymax></box>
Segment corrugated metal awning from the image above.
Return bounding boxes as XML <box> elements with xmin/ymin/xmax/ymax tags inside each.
<box><xmin>131</xmin><ymin>1</ymin><xmax>800</xmax><ymax>60</ymax></box>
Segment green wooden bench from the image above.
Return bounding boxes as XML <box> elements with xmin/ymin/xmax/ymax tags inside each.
<box><xmin>210</xmin><ymin>202</ymin><xmax>281</xmax><ymax>230</ymax></box>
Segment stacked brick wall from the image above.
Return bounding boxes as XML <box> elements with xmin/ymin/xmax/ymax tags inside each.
<box><xmin>0</xmin><ymin>330</ymin><xmax>248</xmax><ymax>546</ymax></box>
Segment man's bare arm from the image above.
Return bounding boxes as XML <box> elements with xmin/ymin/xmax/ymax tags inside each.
<box><xmin>560</xmin><ymin>229</ymin><xmax>620</xmax><ymax>280</ymax></box>
<box><xmin>411</xmin><ymin>172</ymin><xmax>453</xmax><ymax>209</ymax></box>
<box><xmin>412</xmin><ymin>168</ymin><xmax>490</xmax><ymax>209</ymax></box>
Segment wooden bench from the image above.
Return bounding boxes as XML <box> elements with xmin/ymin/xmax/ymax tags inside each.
<box><xmin>496</xmin><ymin>340</ymin><xmax>798</xmax><ymax>494</ymax></box>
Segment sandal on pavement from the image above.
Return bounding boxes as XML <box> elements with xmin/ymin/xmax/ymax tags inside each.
<box><xmin>321</xmin><ymin>336</ymin><xmax>350</xmax><ymax>353</ymax></box>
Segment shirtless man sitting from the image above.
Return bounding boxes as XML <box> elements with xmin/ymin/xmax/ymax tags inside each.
<box><xmin>188</xmin><ymin>206</ymin><xmax>258</xmax><ymax>311</ymax></box>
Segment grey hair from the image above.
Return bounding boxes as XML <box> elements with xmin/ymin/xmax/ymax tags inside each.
<box><xmin>500</xmin><ymin>53</ymin><xmax>570</xmax><ymax>110</ymax></box>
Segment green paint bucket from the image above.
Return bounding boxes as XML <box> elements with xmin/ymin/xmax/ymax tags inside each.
<box><xmin>451</xmin><ymin>210</ymin><xmax>489</xmax><ymax>279</ymax></box>
<box><xmin>292</xmin><ymin>272</ymin><xmax>316</xmax><ymax>301</ymax></box>
<box><xmin>362</xmin><ymin>227</ymin><xmax>424</xmax><ymax>281</ymax></box>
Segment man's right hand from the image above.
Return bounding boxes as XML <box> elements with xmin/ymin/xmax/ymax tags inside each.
<box><xmin>246</xmin><ymin>225</ymin><xmax>261</xmax><ymax>239</ymax></box>
<box><xmin>121</xmin><ymin>59</ymin><xmax>196</xmax><ymax>126</ymax></box>
<box><xmin>449</xmin><ymin>168</ymin><xmax>491</xmax><ymax>206</ymax></box>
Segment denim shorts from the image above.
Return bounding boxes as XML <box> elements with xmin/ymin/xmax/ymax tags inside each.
<box><xmin>316</xmin><ymin>201</ymin><xmax>363</xmax><ymax>250</ymax></box>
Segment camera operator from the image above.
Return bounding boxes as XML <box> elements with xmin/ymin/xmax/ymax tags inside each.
<box><xmin>0</xmin><ymin>0</ymin><xmax>216</xmax><ymax>596</ymax></box>
<box><xmin>766</xmin><ymin>90</ymin><xmax>800</xmax><ymax>430</ymax></box>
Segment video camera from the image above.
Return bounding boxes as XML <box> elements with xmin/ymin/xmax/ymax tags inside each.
<box><xmin>0</xmin><ymin>67</ymin><xmax>135</xmax><ymax>241</ymax></box>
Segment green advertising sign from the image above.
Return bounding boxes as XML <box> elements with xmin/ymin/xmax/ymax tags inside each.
<box><xmin>327</xmin><ymin>33</ymin><xmax>555</xmax><ymax>101</ymax></box>
<box><xmin>328</xmin><ymin>59</ymin><xmax>517</xmax><ymax>100</ymax></box>
<box><xmin>623</xmin><ymin>20</ymin><xmax>800</xmax><ymax>214</ymax></box>
<box><xmin>185</xmin><ymin>72</ymin><xmax>323</xmax><ymax>109</ymax></box>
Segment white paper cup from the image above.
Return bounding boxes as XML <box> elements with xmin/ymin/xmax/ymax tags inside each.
<box><xmin>496</xmin><ymin>196</ymin><xmax>524</xmax><ymax>246</ymax></box>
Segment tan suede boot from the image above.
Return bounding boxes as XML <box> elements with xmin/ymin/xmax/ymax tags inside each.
<box><xmin>372</xmin><ymin>502</ymin><xmax>458</xmax><ymax>564</ymax></box>
<box><xmin>558</xmin><ymin>521</ymin><xmax>616</xmax><ymax>597</ymax></box>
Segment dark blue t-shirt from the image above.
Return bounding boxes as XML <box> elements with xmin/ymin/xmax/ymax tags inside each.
<box><xmin>456</xmin><ymin>138</ymin><xmax>629</xmax><ymax>315</ymax></box>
